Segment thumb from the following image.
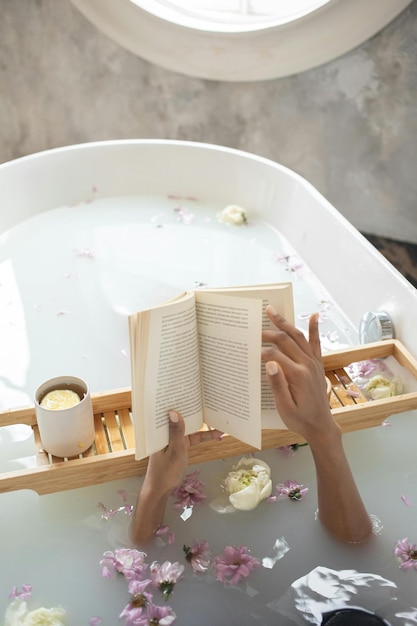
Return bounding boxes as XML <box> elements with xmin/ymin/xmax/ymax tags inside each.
<box><xmin>265</xmin><ymin>361</ymin><xmax>293</xmax><ymax>411</ymax></box>
<box><xmin>168</xmin><ymin>410</ymin><xmax>185</xmax><ymax>442</ymax></box>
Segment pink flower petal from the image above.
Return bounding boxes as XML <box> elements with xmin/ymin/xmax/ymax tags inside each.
<box><xmin>118</xmin><ymin>489</ymin><xmax>128</xmax><ymax>502</ymax></box>
<box><xmin>346</xmin><ymin>389</ymin><xmax>360</xmax><ymax>398</ymax></box>
<box><xmin>75</xmin><ymin>248</ymin><xmax>95</xmax><ymax>259</ymax></box>
<box><xmin>168</xmin><ymin>532</ymin><xmax>176</xmax><ymax>545</ymax></box>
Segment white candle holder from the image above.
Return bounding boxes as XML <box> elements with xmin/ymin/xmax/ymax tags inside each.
<box><xmin>35</xmin><ymin>376</ymin><xmax>95</xmax><ymax>458</ymax></box>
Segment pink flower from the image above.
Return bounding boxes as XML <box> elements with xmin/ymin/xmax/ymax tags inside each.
<box><xmin>275</xmin><ymin>479</ymin><xmax>308</xmax><ymax>501</ymax></box>
<box><xmin>357</xmin><ymin>360</ymin><xmax>379</xmax><ymax>377</ymax></box>
<box><xmin>99</xmin><ymin>548</ymin><xmax>148</xmax><ymax>580</ymax></box>
<box><xmin>138</xmin><ymin>603</ymin><xmax>177</xmax><ymax>625</ymax></box>
<box><xmin>119</xmin><ymin>579</ymin><xmax>153</xmax><ymax>624</ymax></box>
<box><xmin>171</xmin><ymin>470</ymin><xmax>207</xmax><ymax>510</ymax></box>
<box><xmin>155</xmin><ymin>524</ymin><xmax>176</xmax><ymax>544</ymax></box>
<box><xmin>150</xmin><ymin>561</ymin><xmax>184</xmax><ymax>600</ymax></box>
<box><xmin>394</xmin><ymin>538</ymin><xmax>417</xmax><ymax>571</ymax></box>
<box><xmin>8</xmin><ymin>584</ymin><xmax>32</xmax><ymax>601</ymax></box>
<box><xmin>212</xmin><ymin>546</ymin><xmax>261</xmax><ymax>585</ymax></box>
<box><xmin>277</xmin><ymin>445</ymin><xmax>294</xmax><ymax>457</ymax></box>
<box><xmin>272</xmin><ymin>252</ymin><xmax>304</xmax><ymax>275</ymax></box>
<box><xmin>183</xmin><ymin>540</ymin><xmax>211</xmax><ymax>573</ymax></box>
<box><xmin>277</xmin><ymin>443</ymin><xmax>308</xmax><ymax>456</ymax></box>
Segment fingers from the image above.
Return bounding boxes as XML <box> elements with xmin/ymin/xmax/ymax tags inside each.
<box><xmin>188</xmin><ymin>428</ymin><xmax>223</xmax><ymax>447</ymax></box>
<box><xmin>262</xmin><ymin>306</ymin><xmax>321</xmax><ymax>364</ymax></box>
<box><xmin>264</xmin><ymin>305</ymin><xmax>304</xmax><ymax>339</ymax></box>
<box><xmin>263</xmin><ymin>306</ymin><xmax>309</xmax><ymax>355</ymax></box>
<box><xmin>308</xmin><ymin>312</ymin><xmax>322</xmax><ymax>360</ymax></box>
<box><xmin>265</xmin><ymin>360</ymin><xmax>295</xmax><ymax>414</ymax></box>
<box><xmin>168</xmin><ymin>410</ymin><xmax>223</xmax><ymax>448</ymax></box>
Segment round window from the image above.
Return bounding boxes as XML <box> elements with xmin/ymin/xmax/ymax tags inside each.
<box><xmin>71</xmin><ymin>0</ymin><xmax>412</xmax><ymax>80</ymax></box>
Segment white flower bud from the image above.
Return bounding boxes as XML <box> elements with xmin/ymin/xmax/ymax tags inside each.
<box><xmin>365</xmin><ymin>374</ymin><xmax>400</xmax><ymax>400</ymax></box>
<box><xmin>224</xmin><ymin>457</ymin><xmax>272</xmax><ymax>511</ymax></box>
<box><xmin>217</xmin><ymin>204</ymin><xmax>248</xmax><ymax>225</ymax></box>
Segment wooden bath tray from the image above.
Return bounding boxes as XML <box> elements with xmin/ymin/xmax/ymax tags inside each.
<box><xmin>1</xmin><ymin>339</ymin><xmax>417</xmax><ymax>495</ymax></box>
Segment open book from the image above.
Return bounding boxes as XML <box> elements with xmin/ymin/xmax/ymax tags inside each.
<box><xmin>129</xmin><ymin>283</ymin><xmax>294</xmax><ymax>460</ymax></box>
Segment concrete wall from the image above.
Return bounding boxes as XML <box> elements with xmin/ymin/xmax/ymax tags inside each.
<box><xmin>1</xmin><ymin>0</ymin><xmax>416</xmax><ymax>242</ymax></box>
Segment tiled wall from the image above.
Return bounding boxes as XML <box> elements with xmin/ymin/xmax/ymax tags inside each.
<box><xmin>1</xmin><ymin>0</ymin><xmax>416</xmax><ymax>242</ymax></box>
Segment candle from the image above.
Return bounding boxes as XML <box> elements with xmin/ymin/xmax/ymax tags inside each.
<box><xmin>40</xmin><ymin>389</ymin><xmax>81</xmax><ymax>410</ymax></box>
<box><xmin>35</xmin><ymin>376</ymin><xmax>95</xmax><ymax>458</ymax></box>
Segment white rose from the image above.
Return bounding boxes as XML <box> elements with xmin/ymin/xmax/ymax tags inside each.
<box><xmin>23</xmin><ymin>606</ymin><xmax>67</xmax><ymax>626</ymax></box>
<box><xmin>224</xmin><ymin>457</ymin><xmax>272</xmax><ymax>511</ymax></box>
<box><xmin>4</xmin><ymin>599</ymin><xmax>28</xmax><ymax>626</ymax></box>
<box><xmin>217</xmin><ymin>204</ymin><xmax>247</xmax><ymax>225</ymax></box>
<box><xmin>365</xmin><ymin>375</ymin><xmax>401</xmax><ymax>400</ymax></box>
<box><xmin>4</xmin><ymin>599</ymin><xmax>67</xmax><ymax>626</ymax></box>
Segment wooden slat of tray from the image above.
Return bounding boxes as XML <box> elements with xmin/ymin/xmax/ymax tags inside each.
<box><xmin>103</xmin><ymin>411</ymin><xmax>125</xmax><ymax>452</ymax></box>
<box><xmin>326</xmin><ymin>371</ymin><xmax>358</xmax><ymax>406</ymax></box>
<box><xmin>1</xmin><ymin>340</ymin><xmax>417</xmax><ymax>495</ymax></box>
<box><xmin>94</xmin><ymin>413</ymin><xmax>111</xmax><ymax>455</ymax></box>
<box><xmin>118</xmin><ymin>408</ymin><xmax>135</xmax><ymax>448</ymax></box>
<box><xmin>334</xmin><ymin>369</ymin><xmax>367</xmax><ymax>405</ymax></box>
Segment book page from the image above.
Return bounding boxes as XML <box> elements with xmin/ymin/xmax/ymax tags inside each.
<box><xmin>129</xmin><ymin>293</ymin><xmax>204</xmax><ymax>459</ymax></box>
<box><xmin>129</xmin><ymin>311</ymin><xmax>148</xmax><ymax>460</ymax></box>
<box><xmin>195</xmin><ymin>292</ymin><xmax>262</xmax><ymax>449</ymax></box>
<box><xmin>199</xmin><ymin>283</ymin><xmax>294</xmax><ymax>430</ymax></box>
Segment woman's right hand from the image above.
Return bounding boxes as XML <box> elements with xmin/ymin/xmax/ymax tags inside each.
<box><xmin>261</xmin><ymin>307</ymin><xmax>340</xmax><ymax>444</ymax></box>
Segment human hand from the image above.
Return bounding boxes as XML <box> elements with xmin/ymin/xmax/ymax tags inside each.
<box><xmin>144</xmin><ymin>411</ymin><xmax>189</xmax><ymax>496</ymax></box>
<box><xmin>261</xmin><ymin>306</ymin><xmax>340</xmax><ymax>444</ymax></box>
<box><xmin>261</xmin><ymin>307</ymin><xmax>372</xmax><ymax>545</ymax></box>
<box><xmin>145</xmin><ymin>411</ymin><xmax>223</xmax><ymax>496</ymax></box>
<box><xmin>130</xmin><ymin>411</ymin><xmax>222</xmax><ymax>545</ymax></box>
